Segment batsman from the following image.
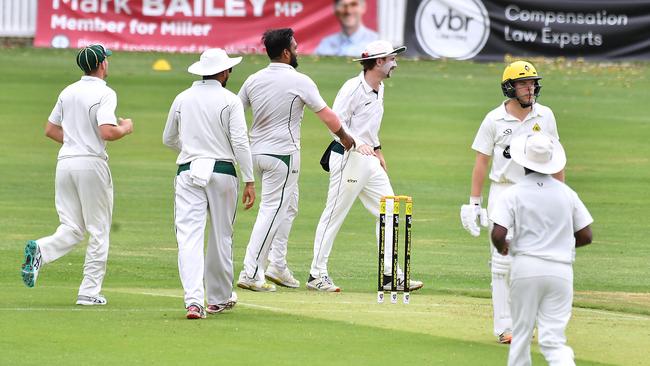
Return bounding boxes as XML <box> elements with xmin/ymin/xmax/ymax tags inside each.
<box><xmin>460</xmin><ymin>61</ymin><xmax>565</xmax><ymax>344</ymax></box>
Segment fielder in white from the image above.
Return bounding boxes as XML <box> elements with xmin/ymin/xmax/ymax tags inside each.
<box><xmin>21</xmin><ymin>45</ymin><xmax>133</xmax><ymax>306</ymax></box>
<box><xmin>236</xmin><ymin>28</ymin><xmax>354</xmax><ymax>292</ymax></box>
<box><xmin>460</xmin><ymin>61</ymin><xmax>565</xmax><ymax>343</ymax></box>
<box><xmin>307</xmin><ymin>40</ymin><xmax>423</xmax><ymax>292</ymax></box>
<box><xmin>491</xmin><ymin>132</ymin><xmax>593</xmax><ymax>366</ymax></box>
<box><xmin>163</xmin><ymin>49</ymin><xmax>255</xmax><ymax>319</ymax></box>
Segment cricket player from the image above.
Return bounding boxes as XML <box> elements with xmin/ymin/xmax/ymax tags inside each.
<box><xmin>163</xmin><ymin>48</ymin><xmax>255</xmax><ymax>319</ymax></box>
<box><xmin>491</xmin><ymin>132</ymin><xmax>593</xmax><ymax>366</ymax></box>
<box><xmin>21</xmin><ymin>45</ymin><xmax>133</xmax><ymax>306</ymax></box>
<box><xmin>460</xmin><ymin>60</ymin><xmax>565</xmax><ymax>343</ymax></box>
<box><xmin>236</xmin><ymin>28</ymin><xmax>355</xmax><ymax>292</ymax></box>
<box><xmin>308</xmin><ymin>40</ymin><xmax>423</xmax><ymax>292</ymax></box>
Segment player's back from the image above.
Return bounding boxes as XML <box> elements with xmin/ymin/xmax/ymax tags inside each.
<box><xmin>239</xmin><ymin>63</ymin><xmax>326</xmax><ymax>155</ymax></box>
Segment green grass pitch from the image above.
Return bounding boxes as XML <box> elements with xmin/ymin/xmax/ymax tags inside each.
<box><xmin>0</xmin><ymin>48</ymin><xmax>648</xmax><ymax>365</ymax></box>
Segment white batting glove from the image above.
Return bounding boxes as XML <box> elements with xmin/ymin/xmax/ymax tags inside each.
<box><xmin>460</xmin><ymin>196</ymin><xmax>488</xmax><ymax>237</ymax></box>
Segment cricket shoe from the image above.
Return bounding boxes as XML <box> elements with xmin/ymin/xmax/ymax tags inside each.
<box><xmin>498</xmin><ymin>329</ymin><xmax>513</xmax><ymax>344</ymax></box>
<box><xmin>207</xmin><ymin>292</ymin><xmax>238</xmax><ymax>314</ymax></box>
<box><xmin>76</xmin><ymin>294</ymin><xmax>108</xmax><ymax>306</ymax></box>
<box><xmin>265</xmin><ymin>265</ymin><xmax>300</xmax><ymax>288</ymax></box>
<box><xmin>306</xmin><ymin>275</ymin><xmax>341</xmax><ymax>292</ymax></box>
<box><xmin>21</xmin><ymin>240</ymin><xmax>42</xmax><ymax>288</ymax></box>
<box><xmin>186</xmin><ymin>303</ymin><xmax>206</xmax><ymax>319</ymax></box>
<box><xmin>382</xmin><ymin>275</ymin><xmax>424</xmax><ymax>292</ymax></box>
<box><xmin>236</xmin><ymin>272</ymin><xmax>276</xmax><ymax>292</ymax></box>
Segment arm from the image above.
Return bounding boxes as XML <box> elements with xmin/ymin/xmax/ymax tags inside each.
<box><xmin>315</xmin><ymin>107</ymin><xmax>355</xmax><ymax>150</ymax></box>
<box><xmin>228</xmin><ymin>100</ymin><xmax>256</xmax><ymax>209</ymax></box>
<box><xmin>100</xmin><ymin>118</ymin><xmax>133</xmax><ymax>141</ymax></box>
<box><xmin>491</xmin><ymin>223</ymin><xmax>509</xmax><ymax>255</ymax></box>
<box><xmin>45</xmin><ymin>122</ymin><xmax>63</xmax><ymax>143</ymax></box>
<box><xmin>575</xmin><ymin>225</ymin><xmax>592</xmax><ymax>247</ymax></box>
<box><xmin>162</xmin><ymin>99</ymin><xmax>181</xmax><ymax>151</ymax></box>
<box><xmin>471</xmin><ymin>152</ymin><xmax>491</xmax><ymax>198</ymax></box>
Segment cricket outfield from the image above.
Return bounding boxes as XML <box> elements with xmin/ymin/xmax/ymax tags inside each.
<box><xmin>0</xmin><ymin>48</ymin><xmax>648</xmax><ymax>365</ymax></box>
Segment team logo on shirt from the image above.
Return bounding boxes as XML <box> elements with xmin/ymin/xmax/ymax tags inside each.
<box><xmin>503</xmin><ymin>145</ymin><xmax>511</xmax><ymax>159</ymax></box>
<box><xmin>533</xmin><ymin>123</ymin><xmax>541</xmax><ymax>132</ymax></box>
<box><xmin>503</xmin><ymin>128</ymin><xmax>512</xmax><ymax>135</ymax></box>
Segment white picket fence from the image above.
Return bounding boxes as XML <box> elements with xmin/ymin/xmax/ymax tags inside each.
<box><xmin>0</xmin><ymin>0</ymin><xmax>37</xmax><ymax>36</ymax></box>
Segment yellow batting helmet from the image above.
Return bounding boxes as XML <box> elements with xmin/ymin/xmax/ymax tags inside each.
<box><xmin>501</xmin><ymin>61</ymin><xmax>542</xmax><ymax>99</ymax></box>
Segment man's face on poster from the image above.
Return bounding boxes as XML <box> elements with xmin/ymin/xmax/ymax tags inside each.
<box><xmin>335</xmin><ymin>0</ymin><xmax>366</xmax><ymax>30</ymax></box>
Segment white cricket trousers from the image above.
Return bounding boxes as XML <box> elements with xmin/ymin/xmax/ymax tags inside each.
<box><xmin>36</xmin><ymin>156</ymin><xmax>113</xmax><ymax>298</ymax></box>
<box><xmin>175</xmin><ymin>169</ymin><xmax>238</xmax><ymax>307</ymax></box>
<box><xmin>509</xmin><ymin>257</ymin><xmax>575</xmax><ymax>366</ymax></box>
<box><xmin>488</xmin><ymin>182</ymin><xmax>514</xmax><ymax>336</ymax></box>
<box><xmin>310</xmin><ymin>149</ymin><xmax>394</xmax><ymax>278</ymax></box>
<box><xmin>267</xmin><ymin>187</ymin><xmax>298</xmax><ymax>270</ymax></box>
<box><xmin>241</xmin><ymin>152</ymin><xmax>300</xmax><ymax>284</ymax></box>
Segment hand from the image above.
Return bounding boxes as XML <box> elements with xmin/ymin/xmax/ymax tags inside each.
<box><xmin>356</xmin><ymin>144</ymin><xmax>376</xmax><ymax>156</ymax></box>
<box><xmin>119</xmin><ymin>117</ymin><xmax>133</xmax><ymax>135</ymax></box>
<box><xmin>460</xmin><ymin>204</ymin><xmax>488</xmax><ymax>237</ymax></box>
<box><xmin>242</xmin><ymin>182</ymin><xmax>255</xmax><ymax>210</ymax></box>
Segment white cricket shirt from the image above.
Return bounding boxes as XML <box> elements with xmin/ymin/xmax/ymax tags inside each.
<box><xmin>48</xmin><ymin>76</ymin><xmax>118</xmax><ymax>160</ymax></box>
<box><xmin>163</xmin><ymin>80</ymin><xmax>254</xmax><ymax>182</ymax></box>
<box><xmin>332</xmin><ymin>71</ymin><xmax>384</xmax><ymax>148</ymax></box>
<box><xmin>238</xmin><ymin>63</ymin><xmax>327</xmax><ymax>155</ymax></box>
<box><xmin>472</xmin><ymin>102</ymin><xmax>559</xmax><ymax>184</ymax></box>
<box><xmin>491</xmin><ymin>173</ymin><xmax>593</xmax><ymax>279</ymax></box>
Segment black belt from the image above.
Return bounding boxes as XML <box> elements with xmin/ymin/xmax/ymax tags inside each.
<box><xmin>177</xmin><ymin>161</ymin><xmax>237</xmax><ymax>177</ymax></box>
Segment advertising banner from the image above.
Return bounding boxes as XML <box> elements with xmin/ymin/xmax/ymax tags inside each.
<box><xmin>405</xmin><ymin>0</ymin><xmax>650</xmax><ymax>60</ymax></box>
<box><xmin>34</xmin><ymin>0</ymin><xmax>377</xmax><ymax>54</ymax></box>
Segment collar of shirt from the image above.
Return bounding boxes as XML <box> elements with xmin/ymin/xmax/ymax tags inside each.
<box><xmin>268</xmin><ymin>62</ymin><xmax>295</xmax><ymax>71</ymax></box>
<box><xmin>357</xmin><ymin>71</ymin><xmax>382</xmax><ymax>95</ymax></box>
<box><xmin>496</xmin><ymin>100</ymin><xmax>544</xmax><ymax>122</ymax></box>
<box><xmin>80</xmin><ymin>75</ymin><xmax>106</xmax><ymax>85</ymax></box>
<box><xmin>340</xmin><ymin>25</ymin><xmax>372</xmax><ymax>43</ymax></box>
<box><xmin>521</xmin><ymin>171</ymin><xmax>552</xmax><ymax>183</ymax></box>
<box><xmin>192</xmin><ymin>79</ymin><xmax>222</xmax><ymax>88</ymax></box>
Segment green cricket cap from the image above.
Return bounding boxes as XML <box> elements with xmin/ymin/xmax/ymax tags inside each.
<box><xmin>76</xmin><ymin>44</ymin><xmax>112</xmax><ymax>73</ymax></box>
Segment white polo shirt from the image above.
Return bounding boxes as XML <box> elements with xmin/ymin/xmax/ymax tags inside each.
<box><xmin>491</xmin><ymin>173</ymin><xmax>593</xmax><ymax>279</ymax></box>
<box><xmin>238</xmin><ymin>63</ymin><xmax>327</xmax><ymax>155</ymax></box>
<box><xmin>48</xmin><ymin>76</ymin><xmax>118</xmax><ymax>160</ymax></box>
<box><xmin>472</xmin><ymin>102</ymin><xmax>560</xmax><ymax>184</ymax></box>
<box><xmin>163</xmin><ymin>79</ymin><xmax>254</xmax><ymax>183</ymax></box>
<box><xmin>332</xmin><ymin>71</ymin><xmax>384</xmax><ymax>147</ymax></box>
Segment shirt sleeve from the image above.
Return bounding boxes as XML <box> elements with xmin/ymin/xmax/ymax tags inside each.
<box><xmin>96</xmin><ymin>90</ymin><xmax>118</xmax><ymax>126</ymax></box>
<box><xmin>228</xmin><ymin>97</ymin><xmax>255</xmax><ymax>183</ymax></box>
<box><xmin>237</xmin><ymin>78</ymin><xmax>251</xmax><ymax>109</ymax></box>
<box><xmin>162</xmin><ymin>96</ymin><xmax>182</xmax><ymax>152</ymax></box>
<box><xmin>490</xmin><ymin>189</ymin><xmax>515</xmax><ymax>229</ymax></box>
<box><xmin>548</xmin><ymin>108</ymin><xmax>560</xmax><ymax>140</ymax></box>
<box><xmin>471</xmin><ymin>115</ymin><xmax>495</xmax><ymax>156</ymax></box>
<box><xmin>300</xmin><ymin>76</ymin><xmax>327</xmax><ymax>113</ymax></box>
<box><xmin>332</xmin><ymin>83</ymin><xmax>354</xmax><ymax>126</ymax></box>
<box><xmin>571</xmin><ymin>190</ymin><xmax>593</xmax><ymax>232</ymax></box>
<box><xmin>48</xmin><ymin>96</ymin><xmax>63</xmax><ymax>125</ymax></box>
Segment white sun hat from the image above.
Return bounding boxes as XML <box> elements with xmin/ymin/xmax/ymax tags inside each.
<box><xmin>353</xmin><ymin>40</ymin><xmax>407</xmax><ymax>61</ymax></box>
<box><xmin>510</xmin><ymin>132</ymin><xmax>566</xmax><ymax>174</ymax></box>
<box><xmin>188</xmin><ymin>48</ymin><xmax>242</xmax><ymax>76</ymax></box>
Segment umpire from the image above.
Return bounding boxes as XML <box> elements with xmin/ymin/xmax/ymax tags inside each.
<box><xmin>491</xmin><ymin>132</ymin><xmax>593</xmax><ymax>366</ymax></box>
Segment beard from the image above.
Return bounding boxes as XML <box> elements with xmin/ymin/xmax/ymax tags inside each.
<box><xmin>290</xmin><ymin>53</ymin><xmax>299</xmax><ymax>68</ymax></box>
<box><xmin>221</xmin><ymin>75</ymin><xmax>229</xmax><ymax>87</ymax></box>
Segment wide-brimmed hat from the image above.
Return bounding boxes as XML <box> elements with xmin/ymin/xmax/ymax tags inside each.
<box><xmin>510</xmin><ymin>132</ymin><xmax>566</xmax><ymax>174</ymax></box>
<box><xmin>188</xmin><ymin>48</ymin><xmax>242</xmax><ymax>76</ymax></box>
<box><xmin>353</xmin><ymin>40</ymin><xmax>406</xmax><ymax>61</ymax></box>
<box><xmin>76</xmin><ymin>44</ymin><xmax>112</xmax><ymax>73</ymax></box>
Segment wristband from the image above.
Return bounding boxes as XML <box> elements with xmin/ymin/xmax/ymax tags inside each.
<box><xmin>469</xmin><ymin>196</ymin><xmax>482</xmax><ymax>205</ymax></box>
